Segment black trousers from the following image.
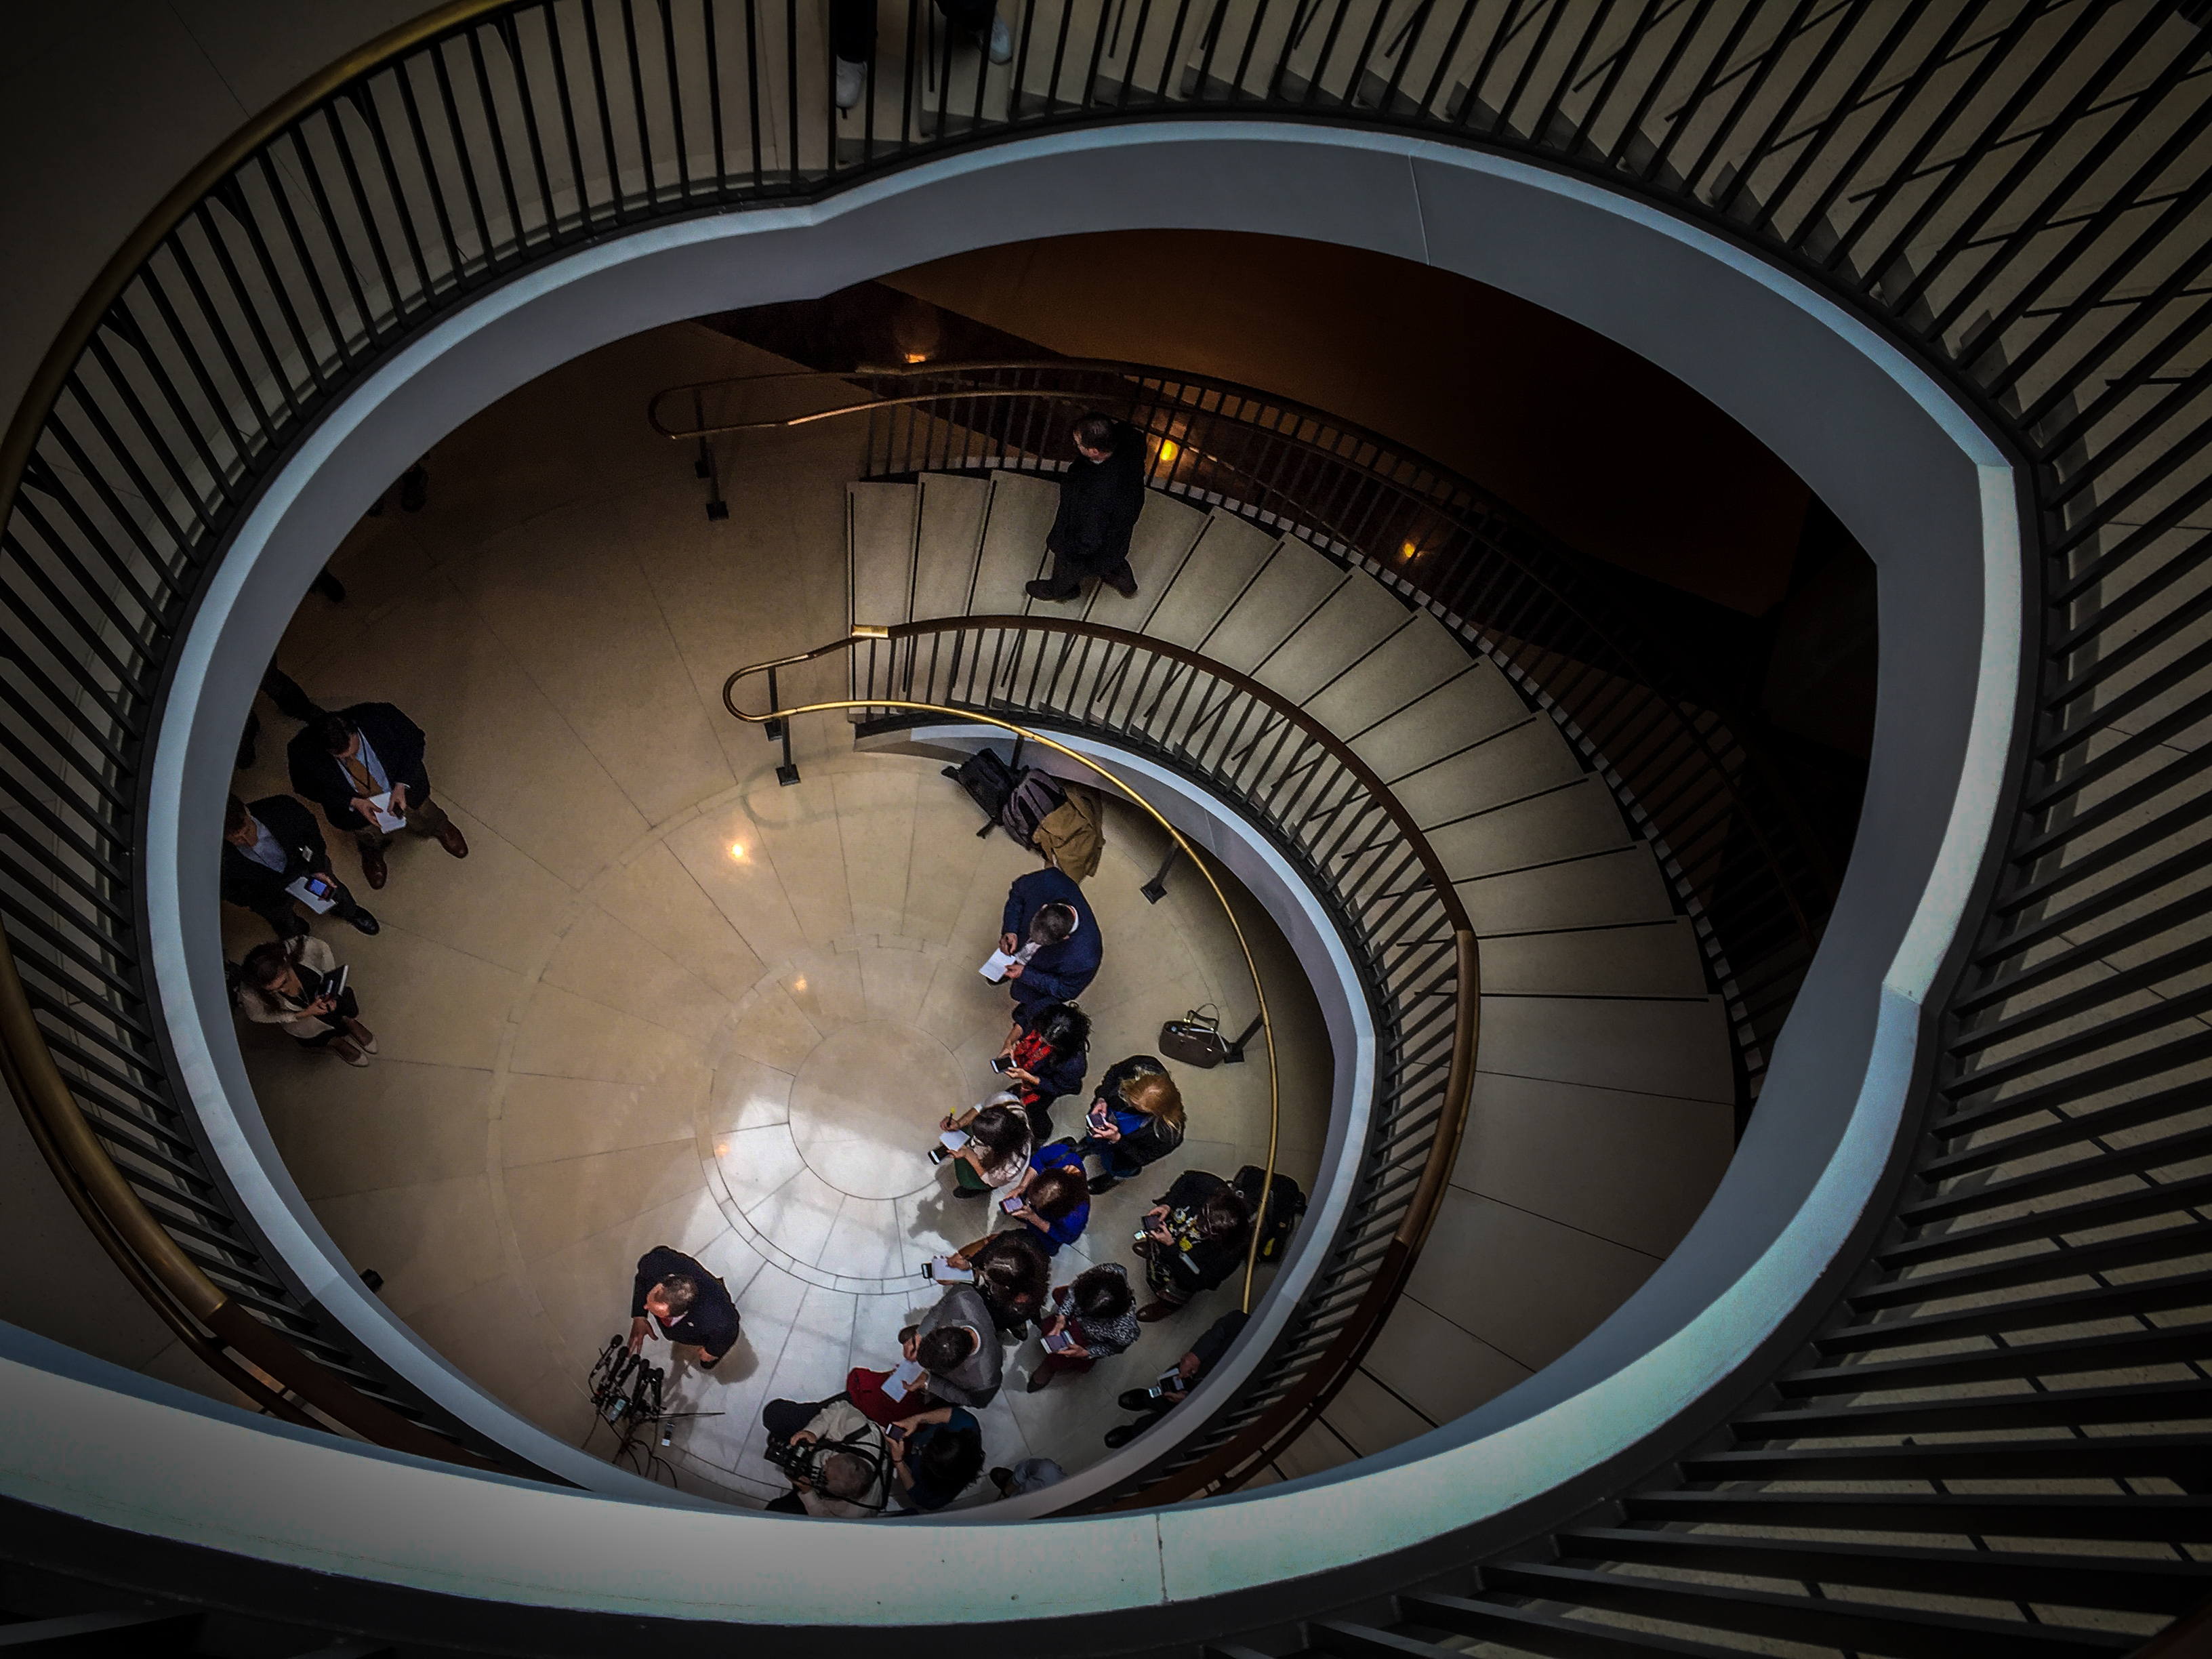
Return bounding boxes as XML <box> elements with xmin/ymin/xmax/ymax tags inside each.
<box><xmin>831</xmin><ymin>0</ymin><xmax>996</xmax><ymax>62</ymax></box>
<box><xmin>761</xmin><ymin>1397</ymin><xmax>826</xmax><ymax>1439</ymax></box>
<box><xmin>1038</xmin><ymin>545</ymin><xmax>1135</xmax><ymax>598</ymax></box>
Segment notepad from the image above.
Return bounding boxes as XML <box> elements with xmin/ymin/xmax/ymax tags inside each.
<box><xmin>363</xmin><ymin>790</ymin><xmax>406</xmax><ymax>834</ymax></box>
<box><xmin>939</xmin><ymin>1130</ymin><xmax>970</xmax><ymax>1153</ymax></box>
<box><xmin>886</xmin><ymin>1357</ymin><xmax>927</xmax><ymax>1398</ymax></box>
<box><xmin>979</xmin><ymin>941</ymin><xmax>1040</xmax><ymax>982</ymax></box>
<box><xmin>285</xmin><ymin>874</ymin><xmax>337</xmax><ymax>914</ymax></box>
<box><xmin>927</xmin><ymin>1256</ymin><xmax>974</xmax><ymax>1284</ymax></box>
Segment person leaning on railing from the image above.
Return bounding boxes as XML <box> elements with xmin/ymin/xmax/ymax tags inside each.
<box><xmin>234</xmin><ymin>937</ymin><xmax>375</xmax><ymax>1068</ymax></box>
<box><xmin>1133</xmin><ymin>1171</ymin><xmax>1254</xmax><ymax>1322</ymax></box>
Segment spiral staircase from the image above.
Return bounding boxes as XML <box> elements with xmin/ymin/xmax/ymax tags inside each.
<box><xmin>2</xmin><ymin>1</ymin><xmax>2211</xmax><ymax>1655</ymax></box>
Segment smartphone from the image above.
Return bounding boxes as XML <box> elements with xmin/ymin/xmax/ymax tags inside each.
<box><xmin>1042</xmin><ymin>1329</ymin><xmax>1074</xmax><ymax>1354</ymax></box>
<box><xmin>302</xmin><ymin>875</ymin><xmax>333</xmax><ymax>900</ymax></box>
<box><xmin>885</xmin><ymin>1425</ymin><xmax>907</xmax><ymax>1443</ymax></box>
<box><xmin>990</xmin><ymin>1055</ymin><xmax>1014</xmax><ymax>1074</ymax></box>
<box><xmin>1086</xmin><ymin>1103</ymin><xmax>1111</xmax><ymax>1133</ymax></box>
<box><xmin>1145</xmin><ymin>1384</ymin><xmax>1166</xmax><ymax>1400</ymax></box>
<box><xmin>1134</xmin><ymin>1229</ymin><xmax>1150</xmax><ymax>1244</ymax></box>
<box><xmin>927</xmin><ymin>1146</ymin><xmax>949</xmax><ymax>1166</ymax></box>
<box><xmin>1001</xmin><ymin>1196</ymin><xmax>1024</xmax><ymax>1215</ymax></box>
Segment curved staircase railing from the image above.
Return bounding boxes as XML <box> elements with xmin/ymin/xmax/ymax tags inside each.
<box><xmin>657</xmin><ymin>353</ymin><xmax>1843</xmax><ymax>1115</ymax></box>
<box><xmin>722</xmin><ymin>616</ymin><xmax>1477</xmax><ymax>1506</ymax></box>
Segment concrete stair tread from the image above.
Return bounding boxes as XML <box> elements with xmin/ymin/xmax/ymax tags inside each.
<box><xmin>1351</xmin><ymin>657</ymin><xmax>1530</xmax><ymax>783</ymax></box>
<box><xmin>970</xmin><ymin>471</ymin><xmax>1060</xmax><ymax>613</ymax></box>
<box><xmin>847</xmin><ymin>481</ymin><xmax>919</xmax><ymax>630</ymax></box>
<box><xmin>1427</xmin><ymin>775</ymin><xmax>1631</xmax><ymax>884</ymax></box>
<box><xmin>1478</xmin><ymin>918</ymin><xmax>1708</xmax><ymax>1000</ymax></box>
<box><xmin>1303</xmin><ymin>607</ymin><xmax>1481</xmax><ymax>738</ymax></box>
<box><xmin>912</xmin><ymin>474</ymin><xmax>991</xmax><ymax>620</ymax></box>
<box><xmin>1079</xmin><ymin>490</ymin><xmax>1208</xmax><ymax>626</ymax></box>
<box><xmin>1200</xmin><ymin>535</ymin><xmax>1346</xmax><ymax>672</ymax></box>
<box><xmin>1141</xmin><ymin>510</ymin><xmax>1280</xmax><ymax>649</ymax></box>
<box><xmin>1391</xmin><ymin>718</ymin><xmax>1586</xmax><ymax>831</ymax></box>
<box><xmin>1458</xmin><ymin>846</ymin><xmax>1677</xmax><ymax>935</ymax></box>
<box><xmin>1253</xmin><ymin>571</ymin><xmax>1411</xmax><ymax>705</ymax></box>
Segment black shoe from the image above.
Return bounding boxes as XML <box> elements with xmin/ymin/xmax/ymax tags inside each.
<box><xmin>1025</xmin><ymin>578</ymin><xmax>1078</xmax><ymax>602</ymax></box>
<box><xmin>399</xmin><ymin>464</ymin><xmax>429</xmax><ymax>512</ymax></box>
<box><xmin>310</xmin><ymin>569</ymin><xmax>347</xmax><ymax>605</ymax></box>
<box><xmin>346</xmin><ymin>908</ymin><xmax>381</xmax><ymax>936</ymax></box>
<box><xmin>988</xmin><ymin>1467</ymin><xmax>1015</xmax><ymax>1496</ymax></box>
<box><xmin>1116</xmin><ymin>1389</ymin><xmax>1153</xmax><ymax>1413</ymax></box>
<box><xmin>1104</xmin><ymin>1424</ymin><xmax>1140</xmax><ymax>1449</ymax></box>
<box><xmin>953</xmin><ymin>1183</ymin><xmax>989</xmax><ymax>1200</ymax></box>
<box><xmin>1105</xmin><ymin>569</ymin><xmax>1138</xmax><ymax>598</ymax></box>
<box><xmin>1088</xmin><ymin>1173</ymin><xmax>1118</xmax><ymax>1195</ymax></box>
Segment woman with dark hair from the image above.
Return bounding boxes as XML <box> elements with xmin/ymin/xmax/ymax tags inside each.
<box><xmin>957</xmin><ymin>1137</ymin><xmax>1090</xmax><ymax>1276</ymax></box>
<box><xmin>234</xmin><ymin>936</ymin><xmax>375</xmax><ymax>1067</ymax></box>
<box><xmin>1025</xmin><ymin>1262</ymin><xmax>1140</xmax><ymax>1393</ymax></box>
<box><xmin>951</xmin><ymin>1229</ymin><xmax>1050</xmax><ymax>1338</ymax></box>
<box><xmin>995</xmin><ymin>1000</ymin><xmax>1090</xmax><ymax>1141</ymax></box>
<box><xmin>887</xmin><ymin>1405</ymin><xmax>985</xmax><ymax>1512</ymax></box>
<box><xmin>935</xmin><ymin>1101</ymin><xmax>1032</xmax><ymax>1200</ymax></box>
<box><xmin>1076</xmin><ymin>1055</ymin><xmax>1185</xmax><ymax>1193</ymax></box>
<box><xmin>1134</xmin><ymin>1169</ymin><xmax>1254</xmax><ymax>1321</ymax></box>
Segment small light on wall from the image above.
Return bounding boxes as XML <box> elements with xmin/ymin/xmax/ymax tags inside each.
<box><xmin>903</xmin><ymin>351</ymin><xmax>928</xmax><ymax>365</ymax></box>
<box><xmin>1156</xmin><ymin>438</ymin><xmax>1181</xmax><ymax>464</ymax></box>
<box><xmin>1399</xmin><ymin>539</ymin><xmax>1422</xmax><ymax>561</ymax></box>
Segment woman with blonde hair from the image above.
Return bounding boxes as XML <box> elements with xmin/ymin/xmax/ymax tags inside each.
<box><xmin>1075</xmin><ymin>1054</ymin><xmax>1184</xmax><ymax>1193</ymax></box>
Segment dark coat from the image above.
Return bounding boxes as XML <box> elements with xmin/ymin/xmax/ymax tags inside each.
<box><xmin>1046</xmin><ymin>421</ymin><xmax>1146</xmax><ymax>574</ymax></box>
<box><xmin>1155</xmin><ymin>1170</ymin><xmax>1246</xmax><ymax>1296</ymax></box>
<box><xmin>220</xmin><ymin>794</ymin><xmax>333</xmax><ymax>915</ymax></box>
<box><xmin>1092</xmin><ymin>1054</ymin><xmax>1183</xmax><ymax>1168</ymax></box>
<box><xmin>287</xmin><ymin>702</ymin><xmax>432</xmax><ymax>834</ymax></box>
<box><xmin>1000</xmin><ymin>867</ymin><xmax>1102</xmax><ymax>1008</ymax></box>
<box><xmin>631</xmin><ymin>1246</ymin><xmax>740</xmax><ymax>1359</ymax></box>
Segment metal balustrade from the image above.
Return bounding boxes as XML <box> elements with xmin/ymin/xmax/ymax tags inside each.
<box><xmin>0</xmin><ymin>0</ymin><xmax>2207</xmax><ymax>1648</ymax></box>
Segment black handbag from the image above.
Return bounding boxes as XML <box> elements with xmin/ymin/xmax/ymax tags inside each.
<box><xmin>1159</xmin><ymin>1005</ymin><xmax>1229</xmax><ymax>1069</ymax></box>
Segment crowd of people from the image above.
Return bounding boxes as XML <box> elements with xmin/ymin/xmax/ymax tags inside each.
<box><xmin>233</xmin><ymin>425</ymin><xmax>1278</xmax><ymax>1517</ymax></box>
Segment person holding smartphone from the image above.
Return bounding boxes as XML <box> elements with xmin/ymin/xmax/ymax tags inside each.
<box><xmin>992</xmin><ymin>1000</ymin><xmax>1090</xmax><ymax>1142</ymax></box>
<box><xmin>945</xmin><ymin>1231</ymin><xmax>1050</xmax><ymax>1339</ymax></box>
<box><xmin>1103</xmin><ymin>1309</ymin><xmax>1248</xmax><ymax>1448</ymax></box>
<box><xmin>222</xmin><ymin>792</ymin><xmax>379</xmax><ymax>939</ymax></box>
<box><xmin>1075</xmin><ymin>1056</ymin><xmax>1185</xmax><ymax>1194</ymax></box>
<box><xmin>1025</xmin><ymin>1263</ymin><xmax>1139</xmax><ymax>1393</ymax></box>
<box><xmin>972</xmin><ymin>1141</ymin><xmax>1090</xmax><ymax>1258</ymax></box>
<box><xmin>934</xmin><ymin>1101</ymin><xmax>1032</xmax><ymax>1201</ymax></box>
<box><xmin>883</xmin><ymin>1405</ymin><xmax>985</xmax><ymax>1513</ymax></box>
<box><xmin>234</xmin><ymin>936</ymin><xmax>374</xmax><ymax>1066</ymax></box>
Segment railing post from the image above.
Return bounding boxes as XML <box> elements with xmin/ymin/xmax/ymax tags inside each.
<box><xmin>1222</xmin><ymin>1012</ymin><xmax>1265</xmax><ymax>1064</ymax></box>
<box><xmin>764</xmin><ymin>665</ymin><xmax>799</xmax><ymax>785</ymax></box>
<box><xmin>1141</xmin><ymin>842</ymin><xmax>1179</xmax><ymax>903</ymax></box>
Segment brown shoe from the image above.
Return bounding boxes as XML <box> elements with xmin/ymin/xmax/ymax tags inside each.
<box><xmin>437</xmin><ymin>821</ymin><xmax>470</xmax><ymax>858</ymax></box>
<box><xmin>1136</xmin><ymin>1300</ymin><xmax>1178</xmax><ymax>1323</ymax></box>
<box><xmin>361</xmin><ymin>848</ymin><xmax>388</xmax><ymax>890</ymax></box>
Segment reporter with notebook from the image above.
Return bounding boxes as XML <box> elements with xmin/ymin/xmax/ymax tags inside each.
<box><xmin>287</xmin><ymin>703</ymin><xmax>468</xmax><ymax>890</ymax></box>
<box><xmin>234</xmin><ymin>936</ymin><xmax>375</xmax><ymax>1067</ymax></box>
<box><xmin>994</xmin><ymin>866</ymin><xmax>1100</xmax><ymax>1013</ymax></box>
<box><xmin>222</xmin><ymin>793</ymin><xmax>378</xmax><ymax>940</ymax></box>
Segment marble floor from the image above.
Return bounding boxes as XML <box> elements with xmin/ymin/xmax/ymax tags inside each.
<box><xmin>223</xmin><ymin>325</ymin><xmax>1330</xmax><ymax>1509</ymax></box>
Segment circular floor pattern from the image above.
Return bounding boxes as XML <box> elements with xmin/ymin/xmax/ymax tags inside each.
<box><xmin>786</xmin><ymin>1019</ymin><xmax>964</xmax><ymax>1201</ymax></box>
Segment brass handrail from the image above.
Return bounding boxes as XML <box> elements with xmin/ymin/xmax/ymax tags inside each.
<box><xmin>723</xmin><ymin>618</ymin><xmax>1478</xmax><ymax>1501</ymax></box>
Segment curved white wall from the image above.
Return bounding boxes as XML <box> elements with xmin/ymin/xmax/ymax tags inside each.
<box><xmin>57</xmin><ymin>120</ymin><xmax>2023</xmax><ymax>1627</ymax></box>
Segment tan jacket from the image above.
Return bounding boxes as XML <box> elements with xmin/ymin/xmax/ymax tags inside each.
<box><xmin>236</xmin><ymin>935</ymin><xmax>342</xmax><ymax>1040</ymax></box>
<box><xmin>1033</xmin><ymin>782</ymin><xmax>1104</xmax><ymax>881</ymax></box>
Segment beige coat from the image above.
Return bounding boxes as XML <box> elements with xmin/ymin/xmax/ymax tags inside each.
<box><xmin>236</xmin><ymin>935</ymin><xmax>342</xmax><ymax>1041</ymax></box>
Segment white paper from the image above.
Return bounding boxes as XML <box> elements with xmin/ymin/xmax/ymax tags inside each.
<box><xmin>938</xmin><ymin>1129</ymin><xmax>970</xmax><ymax>1152</ymax></box>
<box><xmin>284</xmin><ymin>874</ymin><xmax>337</xmax><ymax>915</ymax></box>
<box><xmin>364</xmin><ymin>790</ymin><xmax>406</xmax><ymax>834</ymax></box>
<box><xmin>979</xmin><ymin>940</ymin><xmax>1040</xmax><ymax>982</ymax></box>
<box><xmin>928</xmin><ymin>1256</ymin><xmax>974</xmax><ymax>1284</ymax></box>
<box><xmin>887</xmin><ymin>1357</ymin><xmax>927</xmax><ymax>1398</ymax></box>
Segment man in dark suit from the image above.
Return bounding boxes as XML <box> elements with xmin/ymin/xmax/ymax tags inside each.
<box><xmin>222</xmin><ymin>793</ymin><xmax>378</xmax><ymax>939</ymax></box>
<box><xmin>287</xmin><ymin>703</ymin><xmax>468</xmax><ymax>890</ymax></box>
<box><xmin>1027</xmin><ymin>413</ymin><xmax>1147</xmax><ymax>603</ymax></box>
<box><xmin>999</xmin><ymin>865</ymin><xmax>1101</xmax><ymax>1013</ymax></box>
<box><xmin>629</xmin><ymin>1246</ymin><xmax>740</xmax><ymax>1370</ymax></box>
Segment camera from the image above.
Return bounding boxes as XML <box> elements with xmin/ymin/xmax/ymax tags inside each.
<box><xmin>762</xmin><ymin>1433</ymin><xmax>825</xmax><ymax>1481</ymax></box>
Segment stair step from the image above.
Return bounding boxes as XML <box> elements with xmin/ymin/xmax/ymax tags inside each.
<box><xmin>1478</xmin><ymin>918</ymin><xmax>1708</xmax><ymax>998</ymax></box>
<box><xmin>1255</xmin><ymin>572</ymin><xmax>1411</xmax><ymax>704</ymax></box>
<box><xmin>1202</xmin><ymin>537</ymin><xmax>1347</xmax><ymax>673</ymax></box>
<box><xmin>1427</xmin><ymin>775</ymin><xmax>1630</xmax><ymax>883</ymax></box>
<box><xmin>1349</xmin><ymin>658</ymin><xmax>1529</xmax><ymax>783</ymax></box>
<box><xmin>1143</xmin><ymin>510</ymin><xmax>1279</xmax><ymax>649</ymax></box>
<box><xmin>847</xmin><ymin>481</ymin><xmax>919</xmax><ymax>630</ymax></box>
<box><xmin>1391</xmin><ymin>719</ymin><xmax>1582</xmax><ymax>833</ymax></box>
<box><xmin>912</xmin><ymin>473</ymin><xmax>991</xmax><ymax>619</ymax></box>
<box><xmin>1078</xmin><ymin>489</ymin><xmax>1208</xmax><ymax>626</ymax></box>
<box><xmin>970</xmin><ymin>471</ymin><xmax>1060</xmax><ymax>613</ymax></box>
<box><xmin>1303</xmin><ymin>608</ymin><xmax>1476</xmax><ymax>739</ymax></box>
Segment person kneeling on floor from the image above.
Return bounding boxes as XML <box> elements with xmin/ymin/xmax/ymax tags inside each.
<box><xmin>758</xmin><ymin>1395</ymin><xmax>893</xmax><ymax>1517</ymax></box>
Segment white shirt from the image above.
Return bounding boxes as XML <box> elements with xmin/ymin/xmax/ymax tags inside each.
<box><xmin>243</xmin><ymin>819</ymin><xmax>289</xmax><ymax>872</ymax></box>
